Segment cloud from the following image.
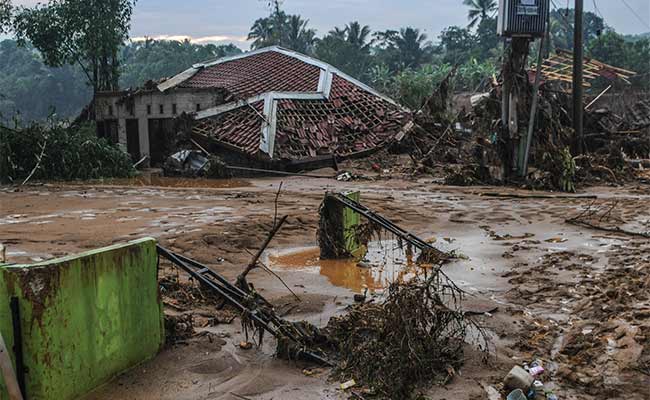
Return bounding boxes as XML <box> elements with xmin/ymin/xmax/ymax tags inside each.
<box><xmin>130</xmin><ymin>34</ymin><xmax>250</xmax><ymax>46</ymax></box>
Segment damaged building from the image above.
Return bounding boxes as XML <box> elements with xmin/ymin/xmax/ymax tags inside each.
<box><xmin>95</xmin><ymin>46</ymin><xmax>411</xmax><ymax>170</ymax></box>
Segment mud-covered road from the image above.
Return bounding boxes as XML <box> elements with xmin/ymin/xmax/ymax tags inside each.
<box><xmin>1</xmin><ymin>176</ymin><xmax>649</xmax><ymax>400</ymax></box>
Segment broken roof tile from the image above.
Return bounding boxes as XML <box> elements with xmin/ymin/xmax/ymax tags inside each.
<box><xmin>180</xmin><ymin>51</ymin><xmax>320</xmax><ymax>99</ymax></box>
<box><xmin>188</xmin><ymin>48</ymin><xmax>410</xmax><ymax>162</ymax></box>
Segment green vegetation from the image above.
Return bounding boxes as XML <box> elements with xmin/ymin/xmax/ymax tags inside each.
<box><xmin>0</xmin><ymin>121</ymin><xmax>134</xmax><ymax>183</ymax></box>
<box><xmin>0</xmin><ymin>0</ymin><xmax>648</xmax><ymax>123</ymax></box>
<box><xmin>0</xmin><ymin>39</ymin><xmax>242</xmax><ymax>122</ymax></box>
<box><xmin>13</xmin><ymin>0</ymin><xmax>137</xmax><ymax>95</ymax></box>
<box><xmin>0</xmin><ymin>40</ymin><xmax>90</xmax><ymax>122</ymax></box>
<box><xmin>0</xmin><ymin>0</ymin><xmax>10</xmax><ymax>34</ymax></box>
<box><xmin>119</xmin><ymin>39</ymin><xmax>242</xmax><ymax>89</ymax></box>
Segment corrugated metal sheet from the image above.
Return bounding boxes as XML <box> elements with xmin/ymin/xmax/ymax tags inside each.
<box><xmin>500</xmin><ymin>0</ymin><xmax>549</xmax><ymax>37</ymax></box>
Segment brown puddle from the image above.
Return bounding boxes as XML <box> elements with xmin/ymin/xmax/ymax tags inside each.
<box><xmin>268</xmin><ymin>241</ymin><xmax>432</xmax><ymax>293</ymax></box>
<box><xmin>90</xmin><ymin>176</ymin><xmax>250</xmax><ymax>189</ymax></box>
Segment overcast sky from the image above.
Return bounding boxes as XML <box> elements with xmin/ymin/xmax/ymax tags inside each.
<box><xmin>9</xmin><ymin>0</ymin><xmax>650</xmax><ymax>48</ymax></box>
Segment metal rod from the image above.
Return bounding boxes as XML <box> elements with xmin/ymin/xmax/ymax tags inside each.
<box><xmin>585</xmin><ymin>85</ymin><xmax>611</xmax><ymax>110</ymax></box>
<box><xmin>328</xmin><ymin>193</ymin><xmax>438</xmax><ymax>253</ymax></box>
<box><xmin>573</xmin><ymin>0</ymin><xmax>585</xmax><ymax>154</ymax></box>
<box><xmin>156</xmin><ymin>246</ymin><xmax>332</xmax><ymax>365</ymax></box>
<box><xmin>225</xmin><ymin>166</ymin><xmax>333</xmax><ymax>179</ymax></box>
<box><xmin>168</xmin><ymin>252</ymin><xmax>255</xmax><ymax>303</ymax></box>
<box><xmin>238</xmin><ymin>215</ymin><xmax>288</xmax><ymax>285</ymax></box>
<box><xmin>0</xmin><ymin>330</ymin><xmax>23</xmax><ymax>400</ymax></box>
<box><xmin>522</xmin><ymin>24</ymin><xmax>548</xmax><ymax>177</ymax></box>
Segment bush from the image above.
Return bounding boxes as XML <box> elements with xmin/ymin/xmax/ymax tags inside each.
<box><xmin>370</xmin><ymin>60</ymin><xmax>497</xmax><ymax>110</ymax></box>
<box><xmin>0</xmin><ymin>121</ymin><xmax>135</xmax><ymax>183</ymax></box>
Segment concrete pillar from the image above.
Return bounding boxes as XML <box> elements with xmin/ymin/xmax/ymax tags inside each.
<box><xmin>318</xmin><ymin>191</ymin><xmax>364</xmax><ymax>259</ymax></box>
<box><xmin>138</xmin><ymin>118</ymin><xmax>150</xmax><ymax>165</ymax></box>
<box><xmin>117</xmin><ymin>118</ymin><xmax>127</xmax><ymax>151</ymax></box>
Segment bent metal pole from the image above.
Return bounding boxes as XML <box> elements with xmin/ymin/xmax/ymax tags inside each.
<box><xmin>0</xmin><ymin>331</ymin><xmax>24</xmax><ymax>400</ymax></box>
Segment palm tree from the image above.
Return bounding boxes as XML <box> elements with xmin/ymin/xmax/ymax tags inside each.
<box><xmin>372</xmin><ymin>29</ymin><xmax>399</xmax><ymax>49</ymax></box>
<box><xmin>463</xmin><ymin>0</ymin><xmax>497</xmax><ymax>29</ymax></box>
<box><xmin>248</xmin><ymin>17</ymin><xmax>274</xmax><ymax>49</ymax></box>
<box><xmin>315</xmin><ymin>22</ymin><xmax>373</xmax><ymax>79</ymax></box>
<box><xmin>329</xmin><ymin>26</ymin><xmax>347</xmax><ymax>41</ymax></box>
<box><xmin>394</xmin><ymin>27</ymin><xmax>429</xmax><ymax>69</ymax></box>
<box><xmin>345</xmin><ymin>21</ymin><xmax>371</xmax><ymax>51</ymax></box>
<box><xmin>285</xmin><ymin>15</ymin><xmax>316</xmax><ymax>53</ymax></box>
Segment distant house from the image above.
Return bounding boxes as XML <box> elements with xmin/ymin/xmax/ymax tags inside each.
<box><xmin>95</xmin><ymin>46</ymin><xmax>411</xmax><ymax>169</ymax></box>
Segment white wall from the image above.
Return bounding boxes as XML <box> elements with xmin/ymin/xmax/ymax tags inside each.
<box><xmin>95</xmin><ymin>90</ymin><xmax>222</xmax><ymax>163</ymax></box>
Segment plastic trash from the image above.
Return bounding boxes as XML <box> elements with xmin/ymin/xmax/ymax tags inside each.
<box><xmin>340</xmin><ymin>379</ymin><xmax>356</xmax><ymax>390</ymax></box>
<box><xmin>504</xmin><ymin>366</ymin><xmax>535</xmax><ymax>392</ymax></box>
<box><xmin>507</xmin><ymin>389</ymin><xmax>528</xmax><ymax>400</ymax></box>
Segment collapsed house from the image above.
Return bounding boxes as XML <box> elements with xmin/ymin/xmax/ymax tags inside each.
<box><xmin>95</xmin><ymin>47</ymin><xmax>411</xmax><ymax>170</ymax></box>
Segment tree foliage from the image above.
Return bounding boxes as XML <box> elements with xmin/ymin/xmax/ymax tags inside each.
<box><xmin>0</xmin><ymin>39</ymin><xmax>90</xmax><ymax>122</ymax></box>
<box><xmin>0</xmin><ymin>0</ymin><xmax>11</xmax><ymax>34</ymax></box>
<box><xmin>247</xmin><ymin>7</ymin><xmax>316</xmax><ymax>53</ymax></box>
<box><xmin>0</xmin><ymin>121</ymin><xmax>134</xmax><ymax>183</ymax></box>
<box><xmin>373</xmin><ymin>27</ymin><xmax>433</xmax><ymax>72</ymax></box>
<box><xmin>120</xmin><ymin>39</ymin><xmax>242</xmax><ymax>88</ymax></box>
<box><xmin>549</xmin><ymin>8</ymin><xmax>605</xmax><ymax>51</ymax></box>
<box><xmin>13</xmin><ymin>0</ymin><xmax>136</xmax><ymax>93</ymax></box>
<box><xmin>463</xmin><ymin>0</ymin><xmax>497</xmax><ymax>28</ymax></box>
<box><xmin>314</xmin><ymin>22</ymin><xmax>373</xmax><ymax>79</ymax></box>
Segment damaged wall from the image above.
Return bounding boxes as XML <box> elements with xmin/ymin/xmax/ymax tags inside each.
<box><xmin>0</xmin><ymin>238</ymin><xmax>164</xmax><ymax>400</ymax></box>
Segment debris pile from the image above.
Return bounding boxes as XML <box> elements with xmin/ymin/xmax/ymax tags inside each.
<box><xmin>503</xmin><ymin>203</ymin><xmax>650</xmax><ymax>397</ymax></box>
<box><xmin>401</xmin><ymin>71</ymin><xmax>490</xmax><ymax>178</ymax></box>
<box><xmin>164</xmin><ymin>313</ymin><xmax>194</xmax><ymax>344</ymax></box>
<box><xmin>372</xmin><ymin>53</ymin><xmax>649</xmax><ymax>191</ymax></box>
<box><xmin>163</xmin><ymin>150</ymin><xmax>210</xmax><ymax>177</ymax></box>
<box><xmin>155</xmin><ymin>192</ymin><xmax>488</xmax><ymax>399</ymax></box>
<box><xmin>157</xmin><ymin>245</ymin><xmax>331</xmax><ymax>364</ymax></box>
<box><xmin>324</xmin><ymin>273</ymin><xmax>488</xmax><ymax>399</ymax></box>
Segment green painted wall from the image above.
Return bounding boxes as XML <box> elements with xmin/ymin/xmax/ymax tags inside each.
<box><xmin>342</xmin><ymin>191</ymin><xmax>364</xmax><ymax>257</ymax></box>
<box><xmin>0</xmin><ymin>238</ymin><xmax>164</xmax><ymax>400</ymax></box>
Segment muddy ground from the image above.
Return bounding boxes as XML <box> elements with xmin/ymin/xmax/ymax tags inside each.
<box><xmin>1</xmin><ymin>173</ymin><xmax>649</xmax><ymax>400</ymax></box>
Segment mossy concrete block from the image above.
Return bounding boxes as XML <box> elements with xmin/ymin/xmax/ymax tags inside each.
<box><xmin>319</xmin><ymin>191</ymin><xmax>365</xmax><ymax>259</ymax></box>
<box><xmin>0</xmin><ymin>238</ymin><xmax>164</xmax><ymax>400</ymax></box>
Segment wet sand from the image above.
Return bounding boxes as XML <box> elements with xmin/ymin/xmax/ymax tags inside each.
<box><xmin>1</xmin><ymin>177</ymin><xmax>649</xmax><ymax>399</ymax></box>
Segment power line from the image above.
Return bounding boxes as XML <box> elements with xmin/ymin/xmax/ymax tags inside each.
<box><xmin>620</xmin><ymin>0</ymin><xmax>650</xmax><ymax>30</ymax></box>
<box><xmin>591</xmin><ymin>0</ymin><xmax>604</xmax><ymax>20</ymax></box>
<box><xmin>550</xmin><ymin>0</ymin><xmax>573</xmax><ymax>29</ymax></box>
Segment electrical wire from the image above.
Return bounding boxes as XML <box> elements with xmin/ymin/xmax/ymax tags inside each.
<box><xmin>550</xmin><ymin>0</ymin><xmax>573</xmax><ymax>29</ymax></box>
<box><xmin>621</xmin><ymin>0</ymin><xmax>650</xmax><ymax>31</ymax></box>
<box><xmin>591</xmin><ymin>0</ymin><xmax>604</xmax><ymax>20</ymax></box>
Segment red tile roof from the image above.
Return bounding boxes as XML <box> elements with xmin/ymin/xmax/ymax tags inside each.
<box><xmin>192</xmin><ymin>101</ymin><xmax>265</xmax><ymax>154</ymax></box>
<box><xmin>274</xmin><ymin>75</ymin><xmax>408</xmax><ymax>159</ymax></box>
<box><xmin>180</xmin><ymin>51</ymin><xmax>321</xmax><ymax>99</ymax></box>
<box><xmin>187</xmin><ymin>48</ymin><xmax>410</xmax><ymax>162</ymax></box>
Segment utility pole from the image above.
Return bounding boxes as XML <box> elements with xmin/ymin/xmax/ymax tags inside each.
<box><xmin>573</xmin><ymin>0</ymin><xmax>584</xmax><ymax>154</ymax></box>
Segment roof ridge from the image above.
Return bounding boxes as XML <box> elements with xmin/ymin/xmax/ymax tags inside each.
<box><xmin>157</xmin><ymin>46</ymin><xmax>402</xmax><ymax>108</ymax></box>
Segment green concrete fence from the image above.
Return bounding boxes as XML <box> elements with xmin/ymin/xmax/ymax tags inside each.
<box><xmin>0</xmin><ymin>238</ymin><xmax>164</xmax><ymax>399</ymax></box>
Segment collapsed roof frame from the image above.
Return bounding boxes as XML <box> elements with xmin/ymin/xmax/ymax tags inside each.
<box><xmin>158</xmin><ymin>46</ymin><xmax>407</xmax><ymax>159</ymax></box>
<box><xmin>534</xmin><ymin>49</ymin><xmax>637</xmax><ymax>88</ymax></box>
